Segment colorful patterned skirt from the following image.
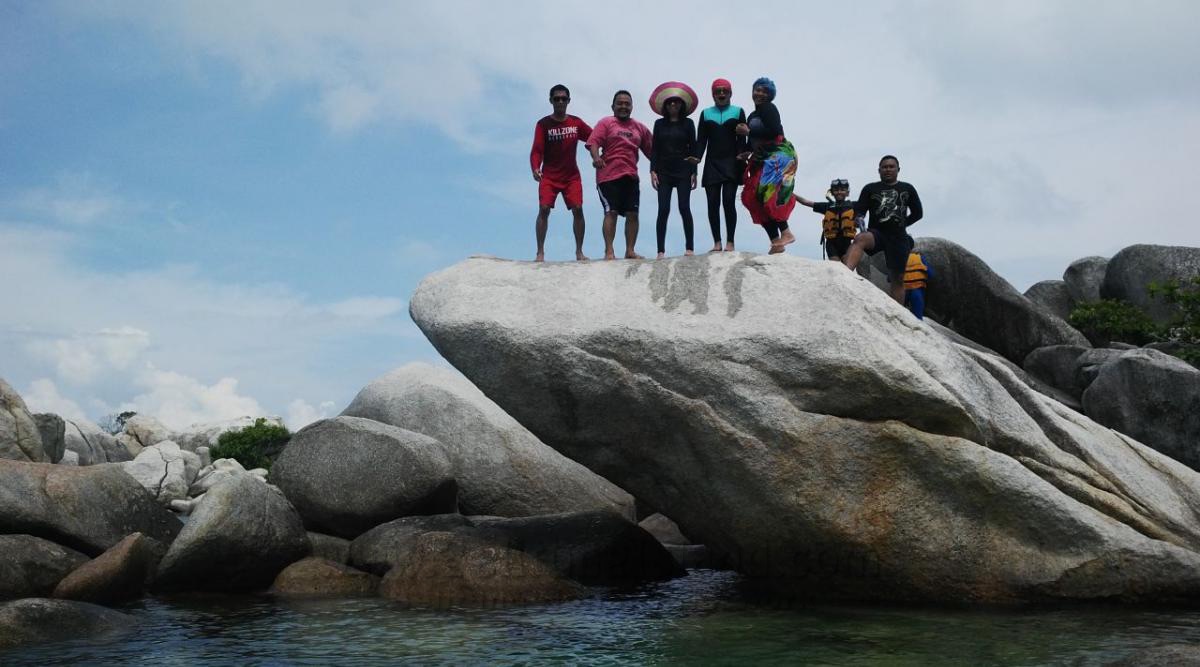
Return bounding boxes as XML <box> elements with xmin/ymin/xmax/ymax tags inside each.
<box><xmin>741</xmin><ymin>139</ymin><xmax>797</xmax><ymax>225</ymax></box>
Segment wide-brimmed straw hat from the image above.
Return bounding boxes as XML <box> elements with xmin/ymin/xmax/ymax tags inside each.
<box><xmin>649</xmin><ymin>81</ymin><xmax>698</xmax><ymax>116</ymax></box>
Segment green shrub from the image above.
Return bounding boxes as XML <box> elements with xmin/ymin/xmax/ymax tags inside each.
<box><xmin>1068</xmin><ymin>299</ymin><xmax>1159</xmax><ymax>347</ymax></box>
<box><xmin>1149</xmin><ymin>277</ymin><xmax>1200</xmax><ymax>367</ymax></box>
<box><xmin>210</xmin><ymin>418</ymin><xmax>290</xmax><ymax>471</ymax></box>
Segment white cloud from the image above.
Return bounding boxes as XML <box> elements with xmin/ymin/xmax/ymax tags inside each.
<box><xmin>286</xmin><ymin>398</ymin><xmax>336</xmax><ymax>431</ymax></box>
<box><xmin>120</xmin><ymin>366</ymin><xmax>264</xmax><ymax>431</ymax></box>
<box><xmin>22</xmin><ymin>378</ymin><xmax>88</xmax><ymax>422</ymax></box>
<box><xmin>27</xmin><ymin>326</ymin><xmax>151</xmax><ymax>385</ymax></box>
<box><xmin>326</xmin><ymin>296</ymin><xmax>405</xmax><ymax>320</ymax></box>
<box><xmin>13</xmin><ymin>172</ymin><xmax>134</xmax><ymax>226</ymax></box>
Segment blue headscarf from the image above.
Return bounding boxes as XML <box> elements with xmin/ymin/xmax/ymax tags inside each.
<box><xmin>752</xmin><ymin>77</ymin><xmax>776</xmax><ymax>102</ymax></box>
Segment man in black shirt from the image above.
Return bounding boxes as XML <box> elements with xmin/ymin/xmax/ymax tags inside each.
<box><xmin>845</xmin><ymin>155</ymin><xmax>924</xmax><ymax>304</ymax></box>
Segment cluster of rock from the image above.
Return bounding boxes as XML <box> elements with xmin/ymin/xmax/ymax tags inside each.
<box><xmin>0</xmin><ymin>365</ymin><xmax>686</xmax><ymax>648</ymax></box>
<box><xmin>410</xmin><ymin>246</ymin><xmax>1200</xmax><ymax>605</ymax></box>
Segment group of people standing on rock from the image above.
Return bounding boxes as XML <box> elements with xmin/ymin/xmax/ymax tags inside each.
<box><xmin>529</xmin><ymin>77</ymin><xmax>930</xmax><ymax>317</ymax></box>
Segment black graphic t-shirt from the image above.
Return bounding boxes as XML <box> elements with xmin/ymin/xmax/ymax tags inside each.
<box><xmin>854</xmin><ymin>181</ymin><xmax>923</xmax><ymax>231</ymax></box>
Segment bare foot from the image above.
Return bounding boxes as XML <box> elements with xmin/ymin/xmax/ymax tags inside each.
<box><xmin>725</xmin><ymin>242</ymin><xmax>735</xmax><ymax>252</ymax></box>
<box><xmin>779</xmin><ymin>229</ymin><xmax>796</xmax><ymax>246</ymax></box>
<box><xmin>576</xmin><ymin>252</ymin><xmax>590</xmax><ymax>261</ymax></box>
<box><xmin>709</xmin><ymin>243</ymin><xmax>723</xmax><ymax>253</ymax></box>
<box><xmin>768</xmin><ymin>244</ymin><xmax>785</xmax><ymax>255</ymax></box>
<box><xmin>684</xmin><ymin>249</ymin><xmax>694</xmax><ymax>256</ymax></box>
<box><xmin>625</xmin><ymin>251</ymin><xmax>645</xmax><ymax>260</ymax></box>
<box><xmin>535</xmin><ymin>253</ymin><xmax>545</xmax><ymax>262</ymax></box>
<box><xmin>604</xmin><ymin>251</ymin><xmax>617</xmax><ymax>260</ymax></box>
<box><xmin>656</xmin><ymin>252</ymin><xmax>665</xmax><ymax>259</ymax></box>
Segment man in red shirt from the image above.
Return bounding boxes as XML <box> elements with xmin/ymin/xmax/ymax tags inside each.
<box><xmin>586</xmin><ymin>90</ymin><xmax>653</xmax><ymax>260</ymax></box>
<box><xmin>530</xmin><ymin>84</ymin><xmax>593</xmax><ymax>262</ymax></box>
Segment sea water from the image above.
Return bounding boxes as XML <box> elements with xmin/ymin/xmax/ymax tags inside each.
<box><xmin>6</xmin><ymin>570</ymin><xmax>1200</xmax><ymax>665</ymax></box>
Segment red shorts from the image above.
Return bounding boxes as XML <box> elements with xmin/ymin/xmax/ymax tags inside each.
<box><xmin>539</xmin><ymin>176</ymin><xmax>583</xmax><ymax>209</ymax></box>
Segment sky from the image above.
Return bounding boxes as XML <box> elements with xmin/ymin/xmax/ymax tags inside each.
<box><xmin>2</xmin><ymin>1</ymin><xmax>1198</xmax><ymax>431</ymax></box>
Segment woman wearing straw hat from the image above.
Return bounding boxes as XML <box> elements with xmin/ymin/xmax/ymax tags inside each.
<box><xmin>736</xmin><ymin>77</ymin><xmax>798</xmax><ymax>254</ymax></box>
<box><xmin>648</xmin><ymin>81</ymin><xmax>700</xmax><ymax>259</ymax></box>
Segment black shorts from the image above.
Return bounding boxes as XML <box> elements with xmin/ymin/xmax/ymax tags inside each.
<box><xmin>865</xmin><ymin>227</ymin><xmax>914</xmax><ymax>279</ymax></box>
<box><xmin>597</xmin><ymin>176</ymin><xmax>640</xmax><ymax>215</ymax></box>
<box><xmin>825</xmin><ymin>236</ymin><xmax>853</xmax><ymax>258</ymax></box>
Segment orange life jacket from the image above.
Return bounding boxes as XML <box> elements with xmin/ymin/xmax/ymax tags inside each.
<box><xmin>904</xmin><ymin>253</ymin><xmax>929</xmax><ymax>290</ymax></box>
<box><xmin>821</xmin><ymin>204</ymin><xmax>858</xmax><ymax>240</ymax></box>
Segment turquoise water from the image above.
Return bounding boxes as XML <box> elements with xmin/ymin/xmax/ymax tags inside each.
<box><xmin>5</xmin><ymin>570</ymin><xmax>1200</xmax><ymax>665</ymax></box>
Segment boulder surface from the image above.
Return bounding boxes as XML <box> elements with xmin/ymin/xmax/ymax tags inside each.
<box><xmin>52</xmin><ymin>532</ymin><xmax>163</xmax><ymax>605</ymax></box>
<box><xmin>1082</xmin><ymin>349</ymin><xmax>1200</xmax><ymax>470</ymax></box>
<box><xmin>0</xmin><ymin>535</ymin><xmax>88</xmax><ymax>600</ymax></box>
<box><xmin>272</xmin><ymin>416</ymin><xmax>458</xmax><ymax>538</ymax></box>
<box><xmin>0</xmin><ymin>459</ymin><xmax>181</xmax><ymax>556</ymax></box>
<box><xmin>342</xmin><ymin>363</ymin><xmax>634</xmax><ymax>519</ymax></box>
<box><xmin>1102</xmin><ymin>244</ymin><xmax>1200</xmax><ymax>324</ymax></box>
<box><xmin>1062</xmin><ymin>255</ymin><xmax>1109</xmax><ymax>304</ymax></box>
<box><xmin>154</xmin><ymin>475</ymin><xmax>309</xmax><ymax>592</ymax></box>
<box><xmin>915</xmin><ymin>238</ymin><xmax>1090</xmax><ymax>364</ymax></box>
<box><xmin>1</xmin><ymin>378</ymin><xmax>47</xmax><ymax>462</ymax></box>
<box><xmin>1023</xmin><ymin>280</ymin><xmax>1074</xmax><ymax>320</ymax></box>
<box><xmin>0</xmin><ymin>598</ymin><xmax>135</xmax><ymax>649</ymax></box>
<box><xmin>411</xmin><ymin>252</ymin><xmax>1200</xmax><ymax>603</ymax></box>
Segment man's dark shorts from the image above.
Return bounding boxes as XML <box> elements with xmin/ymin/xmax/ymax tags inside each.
<box><xmin>597</xmin><ymin>175</ymin><xmax>640</xmax><ymax>215</ymax></box>
<box><xmin>865</xmin><ymin>226</ymin><xmax>914</xmax><ymax>280</ymax></box>
<box><xmin>826</xmin><ymin>237</ymin><xmax>853</xmax><ymax>258</ymax></box>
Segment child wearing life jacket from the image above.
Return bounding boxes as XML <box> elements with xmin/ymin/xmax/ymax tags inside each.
<box><xmin>903</xmin><ymin>252</ymin><xmax>934</xmax><ymax>320</ymax></box>
<box><xmin>795</xmin><ymin>179</ymin><xmax>863</xmax><ymax>261</ymax></box>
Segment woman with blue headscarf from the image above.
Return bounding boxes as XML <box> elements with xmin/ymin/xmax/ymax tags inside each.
<box><xmin>736</xmin><ymin>77</ymin><xmax>798</xmax><ymax>253</ymax></box>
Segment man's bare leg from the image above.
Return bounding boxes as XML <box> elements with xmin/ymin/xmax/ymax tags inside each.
<box><xmin>888</xmin><ymin>278</ymin><xmax>906</xmax><ymax>304</ymax></box>
<box><xmin>571</xmin><ymin>207</ymin><xmax>588</xmax><ymax>261</ymax></box>
<box><xmin>843</xmin><ymin>233</ymin><xmax>875</xmax><ymax>270</ymax></box>
<box><xmin>534</xmin><ymin>206</ymin><xmax>551</xmax><ymax>262</ymax></box>
<box><xmin>603</xmin><ymin>212</ymin><xmax>618</xmax><ymax>260</ymax></box>
<box><xmin>624</xmin><ymin>213</ymin><xmax>643</xmax><ymax>259</ymax></box>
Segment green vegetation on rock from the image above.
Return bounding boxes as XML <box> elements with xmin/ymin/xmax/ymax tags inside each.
<box><xmin>1149</xmin><ymin>277</ymin><xmax>1200</xmax><ymax>367</ymax></box>
<box><xmin>1067</xmin><ymin>278</ymin><xmax>1200</xmax><ymax>367</ymax></box>
<box><xmin>1068</xmin><ymin>299</ymin><xmax>1159</xmax><ymax>347</ymax></box>
<box><xmin>210</xmin><ymin>418</ymin><xmax>290</xmax><ymax>471</ymax></box>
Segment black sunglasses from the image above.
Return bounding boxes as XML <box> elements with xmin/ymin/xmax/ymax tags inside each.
<box><xmin>551</xmin><ymin>96</ymin><xmax>570</xmax><ymax>102</ymax></box>
<box><xmin>831</xmin><ymin>179</ymin><xmax>849</xmax><ymax>188</ymax></box>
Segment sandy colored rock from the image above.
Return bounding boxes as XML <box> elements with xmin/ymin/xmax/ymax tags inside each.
<box><xmin>270</xmin><ymin>557</ymin><xmax>379</xmax><ymax>597</ymax></box>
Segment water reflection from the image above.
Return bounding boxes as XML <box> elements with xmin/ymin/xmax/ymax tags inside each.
<box><xmin>5</xmin><ymin>571</ymin><xmax>1200</xmax><ymax>665</ymax></box>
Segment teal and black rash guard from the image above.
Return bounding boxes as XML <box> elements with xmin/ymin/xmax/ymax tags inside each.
<box><xmin>694</xmin><ymin>104</ymin><xmax>748</xmax><ymax>187</ymax></box>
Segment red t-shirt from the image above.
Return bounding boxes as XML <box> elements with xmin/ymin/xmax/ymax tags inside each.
<box><xmin>585</xmin><ymin>116</ymin><xmax>653</xmax><ymax>184</ymax></box>
<box><xmin>530</xmin><ymin>114</ymin><xmax>593</xmax><ymax>183</ymax></box>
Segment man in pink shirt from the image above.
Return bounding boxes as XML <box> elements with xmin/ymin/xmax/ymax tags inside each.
<box><xmin>586</xmin><ymin>90</ymin><xmax>653</xmax><ymax>260</ymax></box>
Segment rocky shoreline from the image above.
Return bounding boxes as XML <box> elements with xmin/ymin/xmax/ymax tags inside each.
<box><xmin>2</xmin><ymin>239</ymin><xmax>1198</xmax><ymax>649</ymax></box>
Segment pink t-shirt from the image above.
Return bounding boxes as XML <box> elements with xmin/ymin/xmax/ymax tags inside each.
<box><xmin>585</xmin><ymin>116</ymin><xmax>653</xmax><ymax>184</ymax></box>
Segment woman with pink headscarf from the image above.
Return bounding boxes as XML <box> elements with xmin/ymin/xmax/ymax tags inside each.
<box><xmin>694</xmin><ymin>78</ymin><xmax>748</xmax><ymax>252</ymax></box>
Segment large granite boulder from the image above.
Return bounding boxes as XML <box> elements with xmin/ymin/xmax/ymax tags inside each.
<box><xmin>154</xmin><ymin>475</ymin><xmax>309</xmax><ymax>592</ymax></box>
<box><xmin>1</xmin><ymin>378</ymin><xmax>47</xmax><ymax>463</ymax></box>
<box><xmin>0</xmin><ymin>598</ymin><xmax>135</xmax><ymax>649</ymax></box>
<box><xmin>270</xmin><ymin>557</ymin><xmax>379</xmax><ymax>597</ymax></box>
<box><xmin>272</xmin><ymin>416</ymin><xmax>458</xmax><ymax>538</ymax></box>
<box><xmin>52</xmin><ymin>532</ymin><xmax>163</xmax><ymax>605</ymax></box>
<box><xmin>122</xmin><ymin>440</ymin><xmax>201</xmax><ymax>505</ymax></box>
<box><xmin>0</xmin><ymin>535</ymin><xmax>88</xmax><ymax>600</ymax></box>
<box><xmin>32</xmin><ymin>414</ymin><xmax>66</xmax><ymax>463</ymax></box>
<box><xmin>378</xmin><ymin>531</ymin><xmax>584</xmax><ymax>606</ymax></box>
<box><xmin>342</xmin><ymin>363</ymin><xmax>634</xmax><ymax>519</ymax></box>
<box><xmin>0</xmin><ymin>459</ymin><xmax>181</xmax><ymax>555</ymax></box>
<box><xmin>307</xmin><ymin>532</ymin><xmax>351</xmax><ymax>564</ymax></box>
<box><xmin>1024</xmin><ymin>280</ymin><xmax>1074</xmax><ymax>320</ymax></box>
<box><xmin>1082</xmin><ymin>349</ymin><xmax>1200</xmax><ymax>470</ymax></box>
<box><xmin>350</xmin><ymin>514</ymin><xmax>476</xmax><ymax>575</ymax></box>
<box><xmin>1022</xmin><ymin>345</ymin><xmax>1092</xmax><ymax>401</ymax></box>
<box><xmin>64</xmin><ymin>418</ymin><xmax>131</xmax><ymax>465</ymax></box>
<box><xmin>116</xmin><ymin>414</ymin><xmax>172</xmax><ymax>455</ymax></box>
<box><xmin>470</xmin><ymin>510</ymin><xmax>684</xmax><ymax>585</ymax></box>
<box><xmin>1102</xmin><ymin>244</ymin><xmax>1200</xmax><ymax>324</ymax></box>
<box><xmin>1063</xmin><ymin>256</ymin><xmax>1109</xmax><ymax>304</ymax></box>
<box><xmin>914</xmin><ymin>238</ymin><xmax>1090</xmax><ymax>364</ymax></box>
<box><xmin>411</xmin><ymin>252</ymin><xmax>1200</xmax><ymax>603</ymax></box>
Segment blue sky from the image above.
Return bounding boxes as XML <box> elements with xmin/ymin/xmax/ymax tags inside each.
<box><xmin>2</xmin><ymin>1</ymin><xmax>1198</xmax><ymax>429</ymax></box>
